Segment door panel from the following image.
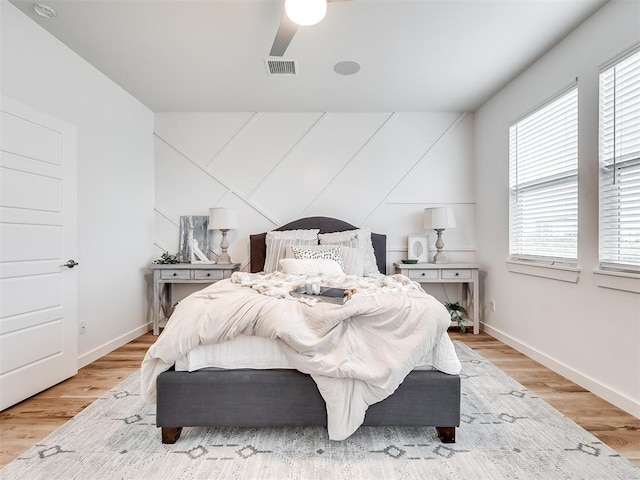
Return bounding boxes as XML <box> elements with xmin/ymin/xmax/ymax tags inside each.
<box><xmin>0</xmin><ymin>307</ymin><xmax>63</xmax><ymax>335</ymax></box>
<box><xmin>0</xmin><ymin>98</ymin><xmax>77</xmax><ymax>410</ymax></box>
<box><xmin>0</xmin><ymin>274</ymin><xmax>61</xmax><ymax>318</ymax></box>
<box><xmin>0</xmin><ymin>320</ymin><xmax>63</xmax><ymax>373</ymax></box>
<box><xmin>1</xmin><ymin>110</ymin><xmax>63</xmax><ymax>165</ymax></box>
<box><xmin>1</xmin><ymin>223</ymin><xmax>62</xmax><ymax>261</ymax></box>
<box><xmin>0</xmin><ymin>167</ymin><xmax>62</xmax><ymax>211</ymax></box>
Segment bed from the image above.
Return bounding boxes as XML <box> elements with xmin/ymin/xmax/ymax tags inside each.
<box><xmin>145</xmin><ymin>217</ymin><xmax>461</xmax><ymax>444</ymax></box>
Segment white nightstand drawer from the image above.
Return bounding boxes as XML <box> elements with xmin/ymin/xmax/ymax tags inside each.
<box><xmin>442</xmin><ymin>269</ymin><xmax>472</xmax><ymax>280</ymax></box>
<box><xmin>194</xmin><ymin>270</ymin><xmax>224</xmax><ymax>280</ymax></box>
<box><xmin>160</xmin><ymin>269</ymin><xmax>192</xmax><ymax>280</ymax></box>
<box><xmin>408</xmin><ymin>269</ymin><xmax>439</xmax><ymax>280</ymax></box>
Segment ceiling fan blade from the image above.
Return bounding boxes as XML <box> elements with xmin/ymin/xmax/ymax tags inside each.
<box><xmin>269</xmin><ymin>14</ymin><xmax>298</xmax><ymax>57</ymax></box>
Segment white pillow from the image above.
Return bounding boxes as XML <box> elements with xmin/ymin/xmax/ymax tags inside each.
<box><xmin>318</xmin><ymin>228</ymin><xmax>379</xmax><ymax>276</ymax></box>
<box><xmin>339</xmin><ymin>246</ymin><xmax>364</xmax><ymax>276</ymax></box>
<box><xmin>264</xmin><ymin>229</ymin><xmax>319</xmax><ymax>273</ymax></box>
<box><xmin>279</xmin><ymin>258</ymin><xmax>344</xmax><ymax>275</ymax></box>
<box><xmin>287</xmin><ymin>244</ymin><xmax>363</xmax><ymax>276</ymax></box>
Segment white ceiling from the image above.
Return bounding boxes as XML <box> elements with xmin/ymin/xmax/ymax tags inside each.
<box><xmin>8</xmin><ymin>0</ymin><xmax>607</xmax><ymax>112</ymax></box>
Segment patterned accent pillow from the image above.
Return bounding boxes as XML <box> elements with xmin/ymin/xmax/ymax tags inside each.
<box><xmin>318</xmin><ymin>228</ymin><xmax>379</xmax><ymax>276</ymax></box>
<box><xmin>290</xmin><ymin>246</ymin><xmax>344</xmax><ymax>267</ymax></box>
<box><xmin>286</xmin><ymin>244</ymin><xmax>363</xmax><ymax>276</ymax></box>
<box><xmin>264</xmin><ymin>229</ymin><xmax>319</xmax><ymax>273</ymax></box>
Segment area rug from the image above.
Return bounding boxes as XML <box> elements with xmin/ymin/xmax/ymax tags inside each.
<box><xmin>2</xmin><ymin>343</ymin><xmax>639</xmax><ymax>480</ymax></box>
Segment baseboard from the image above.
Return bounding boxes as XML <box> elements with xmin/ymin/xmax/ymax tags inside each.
<box><xmin>77</xmin><ymin>322</ymin><xmax>152</xmax><ymax>369</ymax></box>
<box><xmin>481</xmin><ymin>322</ymin><xmax>640</xmax><ymax>419</ymax></box>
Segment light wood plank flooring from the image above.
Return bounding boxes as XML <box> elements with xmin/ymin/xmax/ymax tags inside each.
<box><xmin>1</xmin><ymin>331</ymin><xmax>638</xmax><ymax>469</ymax></box>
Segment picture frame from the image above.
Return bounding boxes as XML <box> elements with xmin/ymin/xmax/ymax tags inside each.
<box><xmin>178</xmin><ymin>215</ymin><xmax>211</xmax><ymax>263</ymax></box>
<box><xmin>407</xmin><ymin>235</ymin><xmax>429</xmax><ymax>263</ymax></box>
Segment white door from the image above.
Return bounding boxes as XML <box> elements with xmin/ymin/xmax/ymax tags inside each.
<box><xmin>0</xmin><ymin>98</ymin><xmax>78</xmax><ymax>410</ymax></box>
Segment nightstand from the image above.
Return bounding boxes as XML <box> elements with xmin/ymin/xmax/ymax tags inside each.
<box><xmin>150</xmin><ymin>263</ymin><xmax>240</xmax><ymax>335</ymax></box>
<box><xmin>394</xmin><ymin>262</ymin><xmax>480</xmax><ymax>334</ymax></box>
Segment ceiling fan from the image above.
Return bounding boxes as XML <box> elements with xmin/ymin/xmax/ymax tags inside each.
<box><xmin>270</xmin><ymin>0</ymin><xmax>350</xmax><ymax>57</ymax></box>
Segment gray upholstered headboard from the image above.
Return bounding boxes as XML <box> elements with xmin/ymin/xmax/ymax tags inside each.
<box><xmin>249</xmin><ymin>217</ymin><xmax>386</xmax><ymax>274</ymax></box>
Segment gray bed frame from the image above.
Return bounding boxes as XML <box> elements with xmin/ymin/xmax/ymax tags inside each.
<box><xmin>156</xmin><ymin>217</ymin><xmax>461</xmax><ymax>444</ymax></box>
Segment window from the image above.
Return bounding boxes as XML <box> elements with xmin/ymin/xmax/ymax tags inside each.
<box><xmin>509</xmin><ymin>87</ymin><xmax>579</xmax><ymax>264</ymax></box>
<box><xmin>599</xmin><ymin>49</ymin><xmax>640</xmax><ymax>271</ymax></box>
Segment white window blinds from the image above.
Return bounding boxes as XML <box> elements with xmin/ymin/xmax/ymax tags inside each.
<box><xmin>599</xmin><ymin>49</ymin><xmax>640</xmax><ymax>270</ymax></box>
<box><xmin>509</xmin><ymin>87</ymin><xmax>578</xmax><ymax>262</ymax></box>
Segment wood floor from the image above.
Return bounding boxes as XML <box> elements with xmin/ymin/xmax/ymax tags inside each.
<box><xmin>1</xmin><ymin>330</ymin><xmax>639</xmax><ymax>469</ymax></box>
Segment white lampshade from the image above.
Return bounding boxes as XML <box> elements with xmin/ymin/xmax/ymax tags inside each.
<box><xmin>208</xmin><ymin>208</ymin><xmax>238</xmax><ymax>230</ymax></box>
<box><xmin>285</xmin><ymin>0</ymin><xmax>327</xmax><ymax>26</ymax></box>
<box><xmin>424</xmin><ymin>207</ymin><xmax>457</xmax><ymax>230</ymax></box>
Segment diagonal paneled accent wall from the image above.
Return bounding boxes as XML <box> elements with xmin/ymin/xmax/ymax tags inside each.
<box><xmin>154</xmin><ymin>112</ymin><xmax>475</xmax><ymax>273</ymax></box>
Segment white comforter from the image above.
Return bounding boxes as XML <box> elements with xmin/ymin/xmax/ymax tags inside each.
<box><xmin>141</xmin><ymin>272</ymin><xmax>461</xmax><ymax>440</ymax></box>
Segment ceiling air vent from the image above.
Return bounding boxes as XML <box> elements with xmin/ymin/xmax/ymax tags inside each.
<box><xmin>265</xmin><ymin>59</ymin><xmax>298</xmax><ymax>76</ymax></box>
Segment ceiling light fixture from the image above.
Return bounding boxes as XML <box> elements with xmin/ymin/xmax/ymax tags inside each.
<box><xmin>32</xmin><ymin>3</ymin><xmax>57</xmax><ymax>18</ymax></box>
<box><xmin>285</xmin><ymin>0</ymin><xmax>327</xmax><ymax>26</ymax></box>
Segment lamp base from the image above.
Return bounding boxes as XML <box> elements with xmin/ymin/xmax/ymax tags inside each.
<box><xmin>217</xmin><ymin>253</ymin><xmax>232</xmax><ymax>264</ymax></box>
<box><xmin>217</xmin><ymin>229</ymin><xmax>233</xmax><ymax>264</ymax></box>
<box><xmin>431</xmin><ymin>228</ymin><xmax>448</xmax><ymax>264</ymax></box>
<box><xmin>432</xmin><ymin>251</ymin><xmax>448</xmax><ymax>264</ymax></box>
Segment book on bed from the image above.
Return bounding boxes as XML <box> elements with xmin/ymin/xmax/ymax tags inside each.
<box><xmin>290</xmin><ymin>286</ymin><xmax>354</xmax><ymax>305</ymax></box>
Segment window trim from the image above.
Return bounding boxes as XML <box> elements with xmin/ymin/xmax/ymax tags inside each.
<box><xmin>507</xmin><ymin>259</ymin><xmax>580</xmax><ymax>283</ymax></box>
<box><xmin>593</xmin><ymin>269</ymin><xmax>640</xmax><ymax>294</ymax></box>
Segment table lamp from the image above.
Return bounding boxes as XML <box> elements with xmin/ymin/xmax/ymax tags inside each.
<box><xmin>424</xmin><ymin>207</ymin><xmax>456</xmax><ymax>264</ymax></box>
<box><xmin>208</xmin><ymin>208</ymin><xmax>238</xmax><ymax>264</ymax></box>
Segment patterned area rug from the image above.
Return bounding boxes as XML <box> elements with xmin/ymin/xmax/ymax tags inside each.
<box><xmin>3</xmin><ymin>342</ymin><xmax>639</xmax><ymax>480</ymax></box>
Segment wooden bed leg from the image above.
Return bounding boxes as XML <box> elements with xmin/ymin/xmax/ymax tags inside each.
<box><xmin>161</xmin><ymin>426</ymin><xmax>183</xmax><ymax>444</ymax></box>
<box><xmin>436</xmin><ymin>426</ymin><xmax>456</xmax><ymax>443</ymax></box>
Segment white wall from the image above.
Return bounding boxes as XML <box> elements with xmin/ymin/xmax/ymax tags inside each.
<box><xmin>1</xmin><ymin>1</ymin><xmax>155</xmax><ymax>366</ymax></box>
<box><xmin>154</xmin><ymin>111</ymin><xmax>476</xmax><ymax>301</ymax></box>
<box><xmin>475</xmin><ymin>0</ymin><xmax>640</xmax><ymax>417</ymax></box>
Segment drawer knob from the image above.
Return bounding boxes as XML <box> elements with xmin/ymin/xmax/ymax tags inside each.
<box><xmin>455</xmin><ymin>272</ymin><xmax>459</xmax><ymax>276</ymax></box>
<box><xmin>207</xmin><ymin>273</ymin><xmax>211</xmax><ymax>277</ymax></box>
<box><xmin>421</xmin><ymin>272</ymin><xmax>425</xmax><ymax>276</ymax></box>
<box><xmin>172</xmin><ymin>273</ymin><xmax>177</xmax><ymax>276</ymax></box>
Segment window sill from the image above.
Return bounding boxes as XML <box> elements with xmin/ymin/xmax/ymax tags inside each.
<box><xmin>593</xmin><ymin>269</ymin><xmax>640</xmax><ymax>294</ymax></box>
<box><xmin>507</xmin><ymin>260</ymin><xmax>580</xmax><ymax>283</ymax></box>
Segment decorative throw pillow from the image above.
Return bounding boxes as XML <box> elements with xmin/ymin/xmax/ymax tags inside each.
<box><xmin>264</xmin><ymin>229</ymin><xmax>319</xmax><ymax>273</ymax></box>
<box><xmin>279</xmin><ymin>258</ymin><xmax>344</xmax><ymax>276</ymax></box>
<box><xmin>290</xmin><ymin>246</ymin><xmax>343</xmax><ymax>266</ymax></box>
<box><xmin>318</xmin><ymin>228</ymin><xmax>380</xmax><ymax>276</ymax></box>
<box><xmin>287</xmin><ymin>244</ymin><xmax>363</xmax><ymax>276</ymax></box>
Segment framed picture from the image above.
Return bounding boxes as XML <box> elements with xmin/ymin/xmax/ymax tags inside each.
<box><xmin>407</xmin><ymin>235</ymin><xmax>429</xmax><ymax>263</ymax></box>
<box><xmin>178</xmin><ymin>215</ymin><xmax>211</xmax><ymax>263</ymax></box>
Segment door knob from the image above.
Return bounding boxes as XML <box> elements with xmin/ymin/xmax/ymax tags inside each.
<box><xmin>61</xmin><ymin>259</ymin><xmax>79</xmax><ymax>269</ymax></box>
